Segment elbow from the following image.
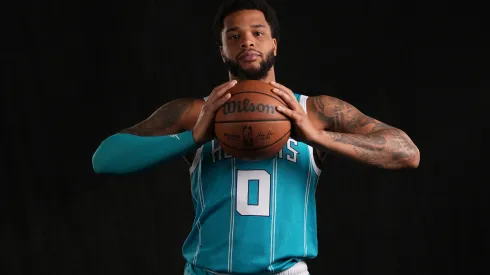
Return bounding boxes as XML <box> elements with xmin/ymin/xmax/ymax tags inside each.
<box><xmin>92</xmin><ymin>160</ymin><xmax>104</xmax><ymax>174</ymax></box>
<box><xmin>91</xmin><ymin>137</ymin><xmax>117</xmax><ymax>174</ymax></box>
<box><xmin>91</xmin><ymin>134</ymin><xmax>138</xmax><ymax>175</ymax></box>
<box><xmin>407</xmin><ymin>147</ymin><xmax>420</xmax><ymax>169</ymax></box>
<box><xmin>92</xmin><ymin>147</ymin><xmax>107</xmax><ymax>174</ymax></box>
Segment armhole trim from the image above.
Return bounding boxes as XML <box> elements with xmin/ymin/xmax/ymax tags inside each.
<box><xmin>189</xmin><ymin>95</ymin><xmax>209</xmax><ymax>174</ymax></box>
<box><xmin>189</xmin><ymin>146</ymin><xmax>203</xmax><ymax>174</ymax></box>
<box><xmin>299</xmin><ymin>95</ymin><xmax>322</xmax><ymax>176</ymax></box>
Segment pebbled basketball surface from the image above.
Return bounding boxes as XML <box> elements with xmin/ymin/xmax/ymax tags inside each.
<box><xmin>215</xmin><ymin>80</ymin><xmax>289</xmax><ymax>122</ymax></box>
<box><xmin>214</xmin><ymin>80</ymin><xmax>291</xmax><ymax>160</ymax></box>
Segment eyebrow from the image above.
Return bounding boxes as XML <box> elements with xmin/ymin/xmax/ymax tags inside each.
<box><xmin>225</xmin><ymin>24</ymin><xmax>267</xmax><ymax>33</ymax></box>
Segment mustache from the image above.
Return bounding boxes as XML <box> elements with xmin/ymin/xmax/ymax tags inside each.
<box><xmin>224</xmin><ymin>49</ymin><xmax>276</xmax><ymax>80</ymax></box>
<box><xmin>236</xmin><ymin>49</ymin><xmax>262</xmax><ymax>60</ymax></box>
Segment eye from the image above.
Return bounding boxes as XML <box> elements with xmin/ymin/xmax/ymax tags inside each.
<box><xmin>228</xmin><ymin>34</ymin><xmax>239</xmax><ymax>40</ymax></box>
<box><xmin>255</xmin><ymin>31</ymin><xmax>264</xmax><ymax>36</ymax></box>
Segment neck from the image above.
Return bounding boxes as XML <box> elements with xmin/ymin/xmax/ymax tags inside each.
<box><xmin>228</xmin><ymin>68</ymin><xmax>276</xmax><ymax>83</ymax></box>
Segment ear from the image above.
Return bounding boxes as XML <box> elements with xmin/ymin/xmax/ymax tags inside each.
<box><xmin>220</xmin><ymin>46</ymin><xmax>226</xmax><ymax>63</ymax></box>
<box><xmin>273</xmin><ymin>38</ymin><xmax>278</xmax><ymax>56</ymax></box>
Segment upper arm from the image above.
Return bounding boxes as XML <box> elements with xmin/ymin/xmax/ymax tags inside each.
<box><xmin>120</xmin><ymin>97</ymin><xmax>204</xmax><ymax>136</ymax></box>
<box><xmin>307</xmin><ymin>95</ymin><xmax>393</xmax><ymax>135</ymax></box>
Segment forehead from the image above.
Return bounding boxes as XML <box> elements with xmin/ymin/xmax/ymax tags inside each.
<box><xmin>223</xmin><ymin>9</ymin><xmax>269</xmax><ymax>30</ymax></box>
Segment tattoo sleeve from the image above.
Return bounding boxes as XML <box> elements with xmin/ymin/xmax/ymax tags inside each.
<box><xmin>120</xmin><ymin>98</ymin><xmax>195</xmax><ymax>136</ymax></box>
<box><xmin>312</xmin><ymin>96</ymin><xmax>392</xmax><ymax>133</ymax></box>
<box><xmin>311</xmin><ymin>96</ymin><xmax>420</xmax><ymax>169</ymax></box>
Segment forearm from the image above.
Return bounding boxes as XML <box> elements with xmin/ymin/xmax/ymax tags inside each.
<box><xmin>310</xmin><ymin>129</ymin><xmax>420</xmax><ymax>169</ymax></box>
<box><xmin>92</xmin><ymin>130</ymin><xmax>198</xmax><ymax>174</ymax></box>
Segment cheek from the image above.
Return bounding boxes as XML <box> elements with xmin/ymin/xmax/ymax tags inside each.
<box><xmin>223</xmin><ymin>44</ymin><xmax>240</xmax><ymax>58</ymax></box>
<box><xmin>260</xmin><ymin>40</ymin><xmax>275</xmax><ymax>52</ymax></box>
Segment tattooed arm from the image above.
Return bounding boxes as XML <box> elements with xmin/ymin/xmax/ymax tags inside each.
<box><xmin>91</xmin><ymin>98</ymin><xmax>204</xmax><ymax>173</ymax></box>
<box><xmin>121</xmin><ymin>98</ymin><xmax>201</xmax><ymax>136</ymax></box>
<box><xmin>119</xmin><ymin>98</ymin><xmax>203</xmax><ymax>166</ymax></box>
<box><xmin>306</xmin><ymin>95</ymin><xmax>420</xmax><ymax>169</ymax></box>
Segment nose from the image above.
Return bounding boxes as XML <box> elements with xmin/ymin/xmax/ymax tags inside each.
<box><xmin>240</xmin><ymin>33</ymin><xmax>255</xmax><ymax>48</ymax></box>
<box><xmin>241</xmin><ymin>40</ymin><xmax>254</xmax><ymax>48</ymax></box>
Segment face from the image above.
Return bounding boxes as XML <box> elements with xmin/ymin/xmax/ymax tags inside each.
<box><xmin>220</xmin><ymin>9</ymin><xmax>277</xmax><ymax>80</ymax></box>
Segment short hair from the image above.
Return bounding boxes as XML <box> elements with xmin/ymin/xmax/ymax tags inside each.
<box><xmin>212</xmin><ymin>0</ymin><xmax>280</xmax><ymax>46</ymax></box>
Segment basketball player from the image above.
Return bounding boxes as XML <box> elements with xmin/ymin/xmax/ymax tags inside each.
<box><xmin>92</xmin><ymin>0</ymin><xmax>420</xmax><ymax>274</ymax></box>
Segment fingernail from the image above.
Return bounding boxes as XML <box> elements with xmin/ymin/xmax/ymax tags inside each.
<box><xmin>277</xmin><ymin>106</ymin><xmax>283</xmax><ymax>111</ymax></box>
<box><xmin>272</xmin><ymin>88</ymin><xmax>279</xmax><ymax>92</ymax></box>
<box><xmin>270</xmin><ymin>81</ymin><xmax>276</xmax><ymax>84</ymax></box>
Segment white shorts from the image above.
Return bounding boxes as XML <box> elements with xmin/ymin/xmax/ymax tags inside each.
<box><xmin>184</xmin><ymin>261</ymin><xmax>310</xmax><ymax>275</ymax></box>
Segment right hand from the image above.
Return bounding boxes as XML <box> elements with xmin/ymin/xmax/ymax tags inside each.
<box><xmin>192</xmin><ymin>80</ymin><xmax>237</xmax><ymax>145</ymax></box>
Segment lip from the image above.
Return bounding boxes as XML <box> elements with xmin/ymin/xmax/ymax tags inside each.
<box><xmin>238</xmin><ymin>50</ymin><xmax>261</xmax><ymax>60</ymax></box>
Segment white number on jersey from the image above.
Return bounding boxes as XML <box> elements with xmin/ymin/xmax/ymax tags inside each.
<box><xmin>236</xmin><ymin>170</ymin><xmax>271</xmax><ymax>216</ymax></box>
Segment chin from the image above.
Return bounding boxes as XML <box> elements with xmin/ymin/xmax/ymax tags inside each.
<box><xmin>242</xmin><ymin>67</ymin><xmax>261</xmax><ymax>74</ymax></box>
<box><xmin>240</xmin><ymin>62</ymin><xmax>260</xmax><ymax>70</ymax></box>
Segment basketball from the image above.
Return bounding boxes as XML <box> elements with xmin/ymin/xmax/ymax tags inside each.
<box><xmin>214</xmin><ymin>80</ymin><xmax>291</xmax><ymax>161</ymax></box>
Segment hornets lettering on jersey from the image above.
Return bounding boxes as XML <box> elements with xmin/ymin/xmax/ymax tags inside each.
<box><xmin>182</xmin><ymin>93</ymin><xmax>322</xmax><ymax>274</ymax></box>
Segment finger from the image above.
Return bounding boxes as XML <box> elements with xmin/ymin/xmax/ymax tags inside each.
<box><xmin>272</xmin><ymin>88</ymin><xmax>300</xmax><ymax>111</ymax></box>
<box><xmin>208</xmin><ymin>80</ymin><xmax>237</xmax><ymax>103</ymax></box>
<box><xmin>270</xmin><ymin>81</ymin><xmax>294</xmax><ymax>97</ymax></box>
<box><xmin>207</xmin><ymin>82</ymin><xmax>228</xmax><ymax>103</ymax></box>
<box><xmin>209</xmin><ymin>93</ymin><xmax>232</xmax><ymax>114</ymax></box>
<box><xmin>276</xmin><ymin>105</ymin><xmax>297</xmax><ymax>120</ymax></box>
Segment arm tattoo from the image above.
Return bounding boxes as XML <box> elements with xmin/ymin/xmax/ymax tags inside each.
<box><xmin>327</xmin><ymin>129</ymin><xmax>419</xmax><ymax>168</ymax></box>
<box><xmin>328</xmin><ymin>132</ymin><xmax>387</xmax><ymax>151</ymax></box>
<box><xmin>313</xmin><ymin>96</ymin><xmax>419</xmax><ymax>168</ymax></box>
<box><xmin>385</xmin><ymin>129</ymin><xmax>417</xmax><ymax>161</ymax></box>
<box><xmin>313</xmin><ymin>96</ymin><xmax>391</xmax><ymax>133</ymax></box>
<box><xmin>121</xmin><ymin>98</ymin><xmax>195</xmax><ymax>136</ymax></box>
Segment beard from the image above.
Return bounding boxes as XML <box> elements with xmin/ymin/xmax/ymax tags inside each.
<box><xmin>223</xmin><ymin>49</ymin><xmax>276</xmax><ymax>80</ymax></box>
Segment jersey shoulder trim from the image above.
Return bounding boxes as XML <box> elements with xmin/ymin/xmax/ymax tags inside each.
<box><xmin>189</xmin><ymin>146</ymin><xmax>203</xmax><ymax>174</ymax></box>
<box><xmin>297</xmin><ymin>94</ymin><xmax>322</xmax><ymax>176</ymax></box>
<box><xmin>293</xmin><ymin>92</ymin><xmax>302</xmax><ymax>102</ymax></box>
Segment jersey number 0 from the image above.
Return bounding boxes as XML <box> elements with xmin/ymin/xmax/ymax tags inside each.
<box><xmin>236</xmin><ymin>170</ymin><xmax>271</xmax><ymax>217</ymax></box>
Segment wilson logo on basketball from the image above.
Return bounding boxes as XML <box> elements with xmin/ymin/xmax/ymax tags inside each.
<box><xmin>222</xmin><ymin>98</ymin><xmax>276</xmax><ymax>115</ymax></box>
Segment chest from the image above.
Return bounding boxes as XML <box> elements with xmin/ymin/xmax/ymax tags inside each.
<box><xmin>202</xmin><ymin>138</ymin><xmax>310</xmax><ymax>168</ymax></box>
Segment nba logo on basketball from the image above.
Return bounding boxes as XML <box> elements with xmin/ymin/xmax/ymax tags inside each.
<box><xmin>242</xmin><ymin>125</ymin><xmax>254</xmax><ymax>147</ymax></box>
<box><xmin>214</xmin><ymin>80</ymin><xmax>291</xmax><ymax>160</ymax></box>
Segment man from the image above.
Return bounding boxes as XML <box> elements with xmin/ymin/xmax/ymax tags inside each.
<box><xmin>92</xmin><ymin>0</ymin><xmax>420</xmax><ymax>274</ymax></box>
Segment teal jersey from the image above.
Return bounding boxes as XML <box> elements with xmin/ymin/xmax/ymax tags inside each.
<box><xmin>182</xmin><ymin>93</ymin><xmax>322</xmax><ymax>274</ymax></box>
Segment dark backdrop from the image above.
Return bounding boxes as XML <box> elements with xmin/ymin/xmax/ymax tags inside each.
<box><xmin>2</xmin><ymin>0</ymin><xmax>487</xmax><ymax>275</ymax></box>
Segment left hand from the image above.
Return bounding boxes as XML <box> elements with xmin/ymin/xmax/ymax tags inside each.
<box><xmin>270</xmin><ymin>81</ymin><xmax>320</xmax><ymax>143</ymax></box>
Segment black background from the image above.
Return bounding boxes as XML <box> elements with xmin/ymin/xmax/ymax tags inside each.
<box><xmin>2</xmin><ymin>0</ymin><xmax>487</xmax><ymax>274</ymax></box>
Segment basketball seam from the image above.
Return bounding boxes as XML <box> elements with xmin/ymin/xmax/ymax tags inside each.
<box><xmin>216</xmin><ymin>130</ymin><xmax>291</xmax><ymax>151</ymax></box>
<box><xmin>227</xmin><ymin>91</ymin><xmax>288</xmax><ymax>107</ymax></box>
<box><xmin>215</xmin><ymin>118</ymin><xmax>290</xmax><ymax>123</ymax></box>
